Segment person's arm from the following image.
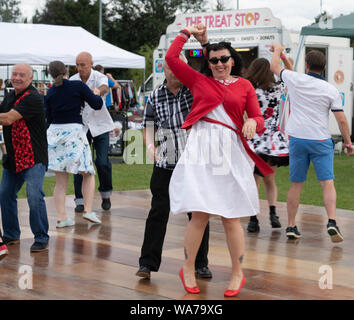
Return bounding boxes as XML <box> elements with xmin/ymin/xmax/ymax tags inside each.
<box><xmin>333</xmin><ymin>111</ymin><xmax>353</xmax><ymax>155</ymax></box>
<box><xmin>193</xmin><ymin>24</ymin><xmax>209</xmax><ymax>53</ymax></box>
<box><xmin>242</xmin><ymin>82</ymin><xmax>264</xmax><ymax>139</ymax></box>
<box><xmin>81</xmin><ymin>82</ymin><xmax>103</xmax><ymax>110</ymax></box>
<box><xmin>0</xmin><ymin>109</ymin><xmax>22</xmax><ymax>126</ymax></box>
<box><xmin>107</xmin><ymin>74</ymin><xmax>120</xmax><ymax>89</ymax></box>
<box><xmin>270</xmin><ymin>42</ymin><xmax>286</xmax><ymax>78</ymax></box>
<box><xmin>97</xmin><ymin>84</ymin><xmax>109</xmax><ymax>96</ymax></box>
<box><xmin>142</xmin><ymin>95</ymin><xmax>158</xmax><ymax>161</ymax></box>
<box><xmin>165</xmin><ymin>26</ymin><xmax>204</xmax><ymax>89</ymax></box>
<box><xmin>281</xmin><ymin>55</ymin><xmax>293</xmax><ymax>71</ymax></box>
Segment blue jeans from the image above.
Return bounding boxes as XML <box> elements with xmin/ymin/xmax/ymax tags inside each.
<box><xmin>74</xmin><ymin>131</ymin><xmax>112</xmax><ymax>204</ymax></box>
<box><xmin>0</xmin><ymin>163</ymin><xmax>49</xmax><ymax>244</ymax></box>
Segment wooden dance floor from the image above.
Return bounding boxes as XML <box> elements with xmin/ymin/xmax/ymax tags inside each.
<box><xmin>1</xmin><ymin>189</ymin><xmax>354</xmax><ymax>300</ymax></box>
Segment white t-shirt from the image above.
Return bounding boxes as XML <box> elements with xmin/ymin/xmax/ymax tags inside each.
<box><xmin>281</xmin><ymin>69</ymin><xmax>343</xmax><ymax>140</ymax></box>
<box><xmin>70</xmin><ymin>70</ymin><xmax>115</xmax><ymax>137</ymax></box>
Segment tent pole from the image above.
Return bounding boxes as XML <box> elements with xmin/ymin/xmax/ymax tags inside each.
<box><xmin>294</xmin><ymin>35</ymin><xmax>305</xmax><ymax>71</ymax></box>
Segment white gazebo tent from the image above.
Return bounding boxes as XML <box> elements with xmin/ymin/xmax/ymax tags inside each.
<box><xmin>0</xmin><ymin>22</ymin><xmax>145</xmax><ymax>69</ymax></box>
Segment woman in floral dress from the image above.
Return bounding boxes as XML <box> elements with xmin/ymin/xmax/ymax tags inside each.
<box><xmin>45</xmin><ymin>61</ymin><xmax>103</xmax><ymax>227</ymax></box>
<box><xmin>246</xmin><ymin>57</ymin><xmax>292</xmax><ymax>232</ymax></box>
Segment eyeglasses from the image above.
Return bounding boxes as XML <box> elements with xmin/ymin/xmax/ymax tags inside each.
<box><xmin>208</xmin><ymin>56</ymin><xmax>232</xmax><ymax>65</ymax></box>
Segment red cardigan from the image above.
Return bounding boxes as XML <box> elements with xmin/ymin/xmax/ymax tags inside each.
<box><xmin>165</xmin><ymin>34</ymin><xmax>273</xmax><ymax>176</ymax></box>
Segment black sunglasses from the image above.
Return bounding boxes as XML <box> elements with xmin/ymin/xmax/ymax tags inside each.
<box><xmin>208</xmin><ymin>56</ymin><xmax>232</xmax><ymax>65</ymax></box>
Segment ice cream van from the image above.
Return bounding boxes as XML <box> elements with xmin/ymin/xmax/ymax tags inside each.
<box><xmin>144</xmin><ymin>7</ymin><xmax>353</xmax><ymax>139</ymax></box>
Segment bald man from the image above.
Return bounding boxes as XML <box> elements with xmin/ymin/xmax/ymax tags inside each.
<box><xmin>0</xmin><ymin>63</ymin><xmax>49</xmax><ymax>252</ymax></box>
<box><xmin>70</xmin><ymin>52</ymin><xmax>115</xmax><ymax>213</ymax></box>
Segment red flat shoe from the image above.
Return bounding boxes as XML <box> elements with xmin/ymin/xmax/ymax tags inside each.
<box><xmin>224</xmin><ymin>274</ymin><xmax>246</xmax><ymax>297</ymax></box>
<box><xmin>179</xmin><ymin>268</ymin><xmax>200</xmax><ymax>294</ymax></box>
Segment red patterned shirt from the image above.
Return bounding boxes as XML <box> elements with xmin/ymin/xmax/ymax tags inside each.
<box><xmin>0</xmin><ymin>85</ymin><xmax>48</xmax><ymax>173</ymax></box>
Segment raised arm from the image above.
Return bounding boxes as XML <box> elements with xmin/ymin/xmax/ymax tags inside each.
<box><xmin>270</xmin><ymin>42</ymin><xmax>286</xmax><ymax>78</ymax></box>
<box><xmin>165</xmin><ymin>26</ymin><xmax>205</xmax><ymax>89</ymax></box>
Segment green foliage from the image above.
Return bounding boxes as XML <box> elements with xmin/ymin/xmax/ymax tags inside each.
<box><xmin>127</xmin><ymin>44</ymin><xmax>155</xmax><ymax>89</ymax></box>
<box><xmin>215</xmin><ymin>0</ymin><xmax>228</xmax><ymax>11</ymax></box>
<box><xmin>32</xmin><ymin>0</ymin><xmax>113</xmax><ymax>38</ymax></box>
<box><xmin>0</xmin><ymin>0</ymin><xmax>21</xmax><ymax>22</ymax></box>
<box><xmin>314</xmin><ymin>11</ymin><xmax>332</xmax><ymax>24</ymax></box>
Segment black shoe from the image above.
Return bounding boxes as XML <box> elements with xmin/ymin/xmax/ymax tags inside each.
<box><xmin>2</xmin><ymin>236</ymin><xmax>20</xmax><ymax>245</ymax></box>
<box><xmin>30</xmin><ymin>242</ymin><xmax>48</xmax><ymax>252</ymax></box>
<box><xmin>195</xmin><ymin>266</ymin><xmax>213</xmax><ymax>279</ymax></box>
<box><xmin>286</xmin><ymin>226</ymin><xmax>301</xmax><ymax>239</ymax></box>
<box><xmin>270</xmin><ymin>214</ymin><xmax>281</xmax><ymax>228</ymax></box>
<box><xmin>101</xmin><ymin>198</ymin><xmax>111</xmax><ymax>211</ymax></box>
<box><xmin>75</xmin><ymin>204</ymin><xmax>84</xmax><ymax>213</ymax></box>
<box><xmin>247</xmin><ymin>220</ymin><xmax>260</xmax><ymax>232</ymax></box>
<box><xmin>327</xmin><ymin>222</ymin><xmax>344</xmax><ymax>243</ymax></box>
<box><xmin>136</xmin><ymin>266</ymin><xmax>151</xmax><ymax>279</ymax></box>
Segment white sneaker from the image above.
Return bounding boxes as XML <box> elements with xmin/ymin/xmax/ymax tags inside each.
<box><xmin>83</xmin><ymin>212</ymin><xmax>101</xmax><ymax>224</ymax></box>
<box><xmin>56</xmin><ymin>218</ymin><xmax>75</xmax><ymax>228</ymax></box>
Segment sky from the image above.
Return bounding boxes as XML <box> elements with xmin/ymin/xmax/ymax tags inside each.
<box><xmin>19</xmin><ymin>0</ymin><xmax>354</xmax><ymax>31</ymax></box>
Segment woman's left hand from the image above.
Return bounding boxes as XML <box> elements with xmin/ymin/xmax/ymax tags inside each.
<box><xmin>242</xmin><ymin>119</ymin><xmax>257</xmax><ymax>139</ymax></box>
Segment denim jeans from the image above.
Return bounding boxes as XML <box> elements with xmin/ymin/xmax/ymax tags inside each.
<box><xmin>0</xmin><ymin>163</ymin><xmax>49</xmax><ymax>244</ymax></box>
<box><xmin>74</xmin><ymin>131</ymin><xmax>112</xmax><ymax>204</ymax></box>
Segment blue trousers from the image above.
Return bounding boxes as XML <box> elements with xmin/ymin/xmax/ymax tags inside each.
<box><xmin>74</xmin><ymin>131</ymin><xmax>113</xmax><ymax>204</ymax></box>
<box><xmin>0</xmin><ymin>163</ymin><xmax>49</xmax><ymax>244</ymax></box>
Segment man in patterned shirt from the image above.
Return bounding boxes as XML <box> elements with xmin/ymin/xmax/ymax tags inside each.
<box><xmin>0</xmin><ymin>63</ymin><xmax>49</xmax><ymax>253</ymax></box>
<box><xmin>136</xmin><ymin>56</ymin><xmax>212</xmax><ymax>280</ymax></box>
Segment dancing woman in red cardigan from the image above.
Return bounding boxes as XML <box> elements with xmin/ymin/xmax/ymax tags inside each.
<box><xmin>166</xmin><ymin>24</ymin><xmax>273</xmax><ymax>297</ymax></box>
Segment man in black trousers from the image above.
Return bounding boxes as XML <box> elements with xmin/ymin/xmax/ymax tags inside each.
<box><xmin>136</xmin><ymin>56</ymin><xmax>212</xmax><ymax>280</ymax></box>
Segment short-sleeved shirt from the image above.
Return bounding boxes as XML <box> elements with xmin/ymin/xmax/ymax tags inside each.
<box><xmin>280</xmin><ymin>69</ymin><xmax>343</xmax><ymax>140</ymax></box>
<box><xmin>142</xmin><ymin>84</ymin><xmax>193</xmax><ymax>170</ymax></box>
<box><xmin>70</xmin><ymin>70</ymin><xmax>115</xmax><ymax>137</ymax></box>
<box><xmin>0</xmin><ymin>84</ymin><xmax>48</xmax><ymax>172</ymax></box>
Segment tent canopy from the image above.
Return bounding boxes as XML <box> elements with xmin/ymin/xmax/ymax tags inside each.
<box><xmin>301</xmin><ymin>12</ymin><xmax>354</xmax><ymax>38</ymax></box>
<box><xmin>0</xmin><ymin>22</ymin><xmax>145</xmax><ymax>69</ymax></box>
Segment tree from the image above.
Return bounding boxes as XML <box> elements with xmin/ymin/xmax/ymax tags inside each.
<box><xmin>215</xmin><ymin>0</ymin><xmax>228</xmax><ymax>11</ymax></box>
<box><xmin>0</xmin><ymin>0</ymin><xmax>21</xmax><ymax>22</ymax></box>
<box><xmin>32</xmin><ymin>0</ymin><xmax>113</xmax><ymax>38</ymax></box>
<box><xmin>109</xmin><ymin>0</ymin><xmax>205</xmax><ymax>51</ymax></box>
<box><xmin>314</xmin><ymin>10</ymin><xmax>332</xmax><ymax>24</ymax></box>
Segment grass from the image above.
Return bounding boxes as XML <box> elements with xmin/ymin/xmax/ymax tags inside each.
<box><xmin>3</xmin><ymin>138</ymin><xmax>353</xmax><ymax>210</ymax></box>
<box><xmin>258</xmin><ymin>154</ymin><xmax>354</xmax><ymax>210</ymax></box>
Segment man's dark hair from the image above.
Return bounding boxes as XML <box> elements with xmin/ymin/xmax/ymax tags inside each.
<box><xmin>245</xmin><ymin>58</ymin><xmax>276</xmax><ymax>91</ymax></box>
<box><xmin>94</xmin><ymin>64</ymin><xmax>104</xmax><ymax>72</ymax></box>
<box><xmin>305</xmin><ymin>50</ymin><xmax>326</xmax><ymax>73</ymax></box>
<box><xmin>200</xmin><ymin>42</ymin><xmax>243</xmax><ymax>77</ymax></box>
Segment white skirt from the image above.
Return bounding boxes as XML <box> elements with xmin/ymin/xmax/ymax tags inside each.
<box><xmin>47</xmin><ymin>123</ymin><xmax>95</xmax><ymax>175</ymax></box>
<box><xmin>169</xmin><ymin>105</ymin><xmax>259</xmax><ymax>218</ymax></box>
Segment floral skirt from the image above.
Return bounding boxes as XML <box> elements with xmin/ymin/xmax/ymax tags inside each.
<box><xmin>47</xmin><ymin>124</ymin><xmax>95</xmax><ymax>174</ymax></box>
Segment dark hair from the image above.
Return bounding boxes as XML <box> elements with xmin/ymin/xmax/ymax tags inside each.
<box><xmin>48</xmin><ymin>60</ymin><xmax>67</xmax><ymax>86</ymax></box>
<box><xmin>94</xmin><ymin>64</ymin><xmax>104</xmax><ymax>72</ymax></box>
<box><xmin>245</xmin><ymin>58</ymin><xmax>276</xmax><ymax>91</ymax></box>
<box><xmin>200</xmin><ymin>42</ymin><xmax>243</xmax><ymax>77</ymax></box>
<box><xmin>305</xmin><ymin>50</ymin><xmax>326</xmax><ymax>72</ymax></box>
